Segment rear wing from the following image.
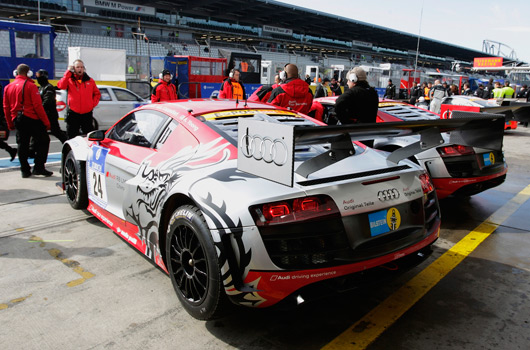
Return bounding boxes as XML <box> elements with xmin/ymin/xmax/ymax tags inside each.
<box><xmin>237</xmin><ymin>112</ymin><xmax>505</xmax><ymax>187</ymax></box>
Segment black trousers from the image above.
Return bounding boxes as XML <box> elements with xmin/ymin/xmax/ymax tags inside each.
<box><xmin>15</xmin><ymin>115</ymin><xmax>50</xmax><ymax>173</ymax></box>
<box><xmin>66</xmin><ymin>110</ymin><xmax>94</xmax><ymax>139</ymax></box>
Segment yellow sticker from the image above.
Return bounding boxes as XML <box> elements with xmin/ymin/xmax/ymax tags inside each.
<box><xmin>201</xmin><ymin>109</ymin><xmax>297</xmax><ymax>120</ymax></box>
<box><xmin>489</xmin><ymin>152</ymin><xmax>495</xmax><ymax>164</ymax></box>
<box><xmin>386</xmin><ymin>207</ymin><xmax>401</xmax><ymax>231</ymax></box>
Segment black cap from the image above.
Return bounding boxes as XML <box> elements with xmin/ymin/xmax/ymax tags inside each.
<box><xmin>36</xmin><ymin>69</ymin><xmax>48</xmax><ymax>78</ymax></box>
<box><xmin>161</xmin><ymin>69</ymin><xmax>171</xmax><ymax>77</ymax></box>
<box><xmin>323</xmin><ymin>78</ymin><xmax>330</xmax><ymax>83</ymax></box>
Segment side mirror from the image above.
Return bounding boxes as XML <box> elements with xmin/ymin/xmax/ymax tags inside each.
<box><xmin>88</xmin><ymin>130</ymin><xmax>105</xmax><ymax>141</ymax></box>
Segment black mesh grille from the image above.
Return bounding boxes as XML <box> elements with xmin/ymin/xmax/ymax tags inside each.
<box><xmin>297</xmin><ymin>165</ymin><xmax>410</xmax><ymax>186</ymax></box>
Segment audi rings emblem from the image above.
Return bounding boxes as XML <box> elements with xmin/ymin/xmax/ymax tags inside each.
<box><xmin>240</xmin><ymin>133</ymin><xmax>289</xmax><ymax>166</ymax></box>
<box><xmin>377</xmin><ymin>188</ymin><xmax>400</xmax><ymax>202</ymax></box>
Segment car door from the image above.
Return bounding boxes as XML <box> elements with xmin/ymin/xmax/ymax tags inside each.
<box><xmin>92</xmin><ymin>87</ymin><xmax>118</xmax><ymax>129</ymax></box>
<box><xmin>86</xmin><ymin>109</ymin><xmax>169</xmax><ymax>219</ymax></box>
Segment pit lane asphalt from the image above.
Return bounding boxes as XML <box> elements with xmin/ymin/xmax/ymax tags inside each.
<box><xmin>0</xmin><ymin>128</ymin><xmax>529</xmax><ymax>349</ymax></box>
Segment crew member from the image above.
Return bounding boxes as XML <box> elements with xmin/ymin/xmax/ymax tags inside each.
<box><xmin>267</xmin><ymin>64</ymin><xmax>313</xmax><ymax>114</ymax></box>
<box><xmin>492</xmin><ymin>82</ymin><xmax>504</xmax><ymax>98</ymax></box>
<box><xmin>151</xmin><ymin>69</ymin><xmax>178</xmax><ymax>102</ymax></box>
<box><xmin>57</xmin><ymin>59</ymin><xmax>101</xmax><ymax>139</ymax></box>
<box><xmin>429</xmin><ymin>79</ymin><xmax>448</xmax><ymax>114</ymax></box>
<box><xmin>35</xmin><ymin>69</ymin><xmax>67</xmax><ymax>143</ymax></box>
<box><xmin>248</xmin><ymin>75</ymin><xmax>280</xmax><ymax>102</ymax></box>
<box><xmin>314</xmin><ymin>78</ymin><xmax>330</xmax><ymax>98</ymax></box>
<box><xmin>219</xmin><ymin>69</ymin><xmax>246</xmax><ymax>100</ymax></box>
<box><xmin>462</xmin><ymin>83</ymin><xmax>472</xmax><ymax>96</ymax></box>
<box><xmin>502</xmin><ymin>81</ymin><xmax>515</xmax><ymax>98</ymax></box>
<box><xmin>3</xmin><ymin>64</ymin><xmax>52</xmax><ymax>177</ymax></box>
<box><xmin>329</xmin><ymin>78</ymin><xmax>342</xmax><ymax>96</ymax></box>
<box><xmin>383</xmin><ymin>79</ymin><xmax>396</xmax><ymax>99</ymax></box>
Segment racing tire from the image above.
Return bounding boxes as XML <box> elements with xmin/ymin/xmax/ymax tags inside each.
<box><xmin>63</xmin><ymin>150</ymin><xmax>88</xmax><ymax>210</ymax></box>
<box><xmin>166</xmin><ymin>205</ymin><xmax>228</xmax><ymax>320</ymax></box>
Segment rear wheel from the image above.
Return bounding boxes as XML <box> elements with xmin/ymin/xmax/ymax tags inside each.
<box><xmin>166</xmin><ymin>205</ymin><xmax>228</xmax><ymax>320</ymax></box>
<box><xmin>63</xmin><ymin>150</ymin><xmax>88</xmax><ymax>209</ymax></box>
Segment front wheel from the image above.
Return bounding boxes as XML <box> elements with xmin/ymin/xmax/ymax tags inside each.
<box><xmin>63</xmin><ymin>150</ymin><xmax>88</xmax><ymax>209</ymax></box>
<box><xmin>166</xmin><ymin>205</ymin><xmax>228</xmax><ymax>320</ymax></box>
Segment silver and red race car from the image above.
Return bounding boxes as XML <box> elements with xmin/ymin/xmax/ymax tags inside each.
<box><xmin>313</xmin><ymin>97</ymin><xmax>508</xmax><ymax>199</ymax></box>
<box><xmin>61</xmin><ymin>99</ymin><xmax>503</xmax><ymax>319</ymax></box>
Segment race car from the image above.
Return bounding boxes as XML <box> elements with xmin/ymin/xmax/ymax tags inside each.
<box><xmin>313</xmin><ymin>97</ymin><xmax>507</xmax><ymax>199</ymax></box>
<box><xmin>60</xmin><ymin>99</ymin><xmax>502</xmax><ymax>320</ymax></box>
<box><xmin>439</xmin><ymin>95</ymin><xmax>528</xmax><ymax>130</ymax></box>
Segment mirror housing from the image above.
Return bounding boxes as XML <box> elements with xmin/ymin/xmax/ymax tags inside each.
<box><xmin>87</xmin><ymin>130</ymin><xmax>105</xmax><ymax>142</ymax></box>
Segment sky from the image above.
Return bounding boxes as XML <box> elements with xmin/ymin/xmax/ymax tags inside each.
<box><xmin>276</xmin><ymin>0</ymin><xmax>530</xmax><ymax>64</ymax></box>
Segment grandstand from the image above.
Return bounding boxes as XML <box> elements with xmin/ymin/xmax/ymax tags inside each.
<box><xmin>0</xmin><ymin>0</ymin><xmax>523</xmax><ymax>83</ymax></box>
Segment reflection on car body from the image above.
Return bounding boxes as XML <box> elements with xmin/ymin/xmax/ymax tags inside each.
<box><xmin>60</xmin><ymin>99</ymin><xmax>502</xmax><ymax>320</ymax></box>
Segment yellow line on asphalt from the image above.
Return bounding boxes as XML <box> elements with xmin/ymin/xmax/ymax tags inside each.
<box><xmin>322</xmin><ymin>184</ymin><xmax>530</xmax><ymax>350</ymax></box>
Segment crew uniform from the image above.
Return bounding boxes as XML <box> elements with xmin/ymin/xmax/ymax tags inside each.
<box><xmin>219</xmin><ymin>75</ymin><xmax>246</xmax><ymax>100</ymax></box>
<box><xmin>151</xmin><ymin>79</ymin><xmax>178</xmax><ymax>102</ymax></box>
<box><xmin>267</xmin><ymin>78</ymin><xmax>313</xmax><ymax>114</ymax></box>
<box><xmin>3</xmin><ymin>72</ymin><xmax>51</xmax><ymax>177</ymax></box>
<box><xmin>57</xmin><ymin>69</ymin><xmax>101</xmax><ymax>139</ymax></box>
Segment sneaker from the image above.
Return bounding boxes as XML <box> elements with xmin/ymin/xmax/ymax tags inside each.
<box><xmin>21</xmin><ymin>170</ymin><xmax>32</xmax><ymax>178</ymax></box>
<box><xmin>8</xmin><ymin>148</ymin><xmax>17</xmax><ymax>162</ymax></box>
<box><xmin>32</xmin><ymin>168</ymin><xmax>53</xmax><ymax>177</ymax></box>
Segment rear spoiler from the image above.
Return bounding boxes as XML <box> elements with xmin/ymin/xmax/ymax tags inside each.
<box><xmin>478</xmin><ymin>101</ymin><xmax>530</xmax><ymax>123</ymax></box>
<box><xmin>237</xmin><ymin>112</ymin><xmax>505</xmax><ymax>186</ymax></box>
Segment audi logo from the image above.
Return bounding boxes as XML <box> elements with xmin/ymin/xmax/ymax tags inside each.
<box><xmin>377</xmin><ymin>188</ymin><xmax>400</xmax><ymax>202</ymax></box>
<box><xmin>240</xmin><ymin>130</ymin><xmax>289</xmax><ymax>166</ymax></box>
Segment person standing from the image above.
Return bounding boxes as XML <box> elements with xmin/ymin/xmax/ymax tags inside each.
<box><xmin>462</xmin><ymin>83</ymin><xmax>472</xmax><ymax>96</ymax></box>
<box><xmin>57</xmin><ymin>59</ymin><xmax>101</xmax><ymax>139</ymax></box>
<box><xmin>473</xmin><ymin>84</ymin><xmax>486</xmax><ymax>98</ymax></box>
<box><xmin>151</xmin><ymin>69</ymin><xmax>178</xmax><ymax>102</ymax></box>
<box><xmin>383</xmin><ymin>79</ymin><xmax>396</xmax><ymax>99</ymax></box>
<box><xmin>484</xmin><ymin>78</ymin><xmax>494</xmax><ymax>99</ymax></box>
<box><xmin>305</xmin><ymin>74</ymin><xmax>312</xmax><ymax>85</ymax></box>
<box><xmin>517</xmin><ymin>84</ymin><xmax>528</xmax><ymax>99</ymax></box>
<box><xmin>0</xmin><ymin>83</ymin><xmax>17</xmax><ymax>161</ymax></box>
<box><xmin>267</xmin><ymin>64</ymin><xmax>313</xmax><ymax>114</ymax></box>
<box><xmin>409</xmin><ymin>83</ymin><xmax>423</xmax><ymax>105</ymax></box>
<box><xmin>314</xmin><ymin>78</ymin><xmax>330</xmax><ymax>98</ymax></box>
<box><xmin>3</xmin><ymin>64</ymin><xmax>52</xmax><ymax>177</ymax></box>
<box><xmin>35</xmin><ymin>69</ymin><xmax>67</xmax><ymax>143</ymax></box>
<box><xmin>502</xmin><ymin>81</ymin><xmax>515</xmax><ymax>98</ymax></box>
<box><xmin>429</xmin><ymin>80</ymin><xmax>448</xmax><ymax>114</ymax></box>
<box><xmin>424</xmin><ymin>82</ymin><xmax>432</xmax><ymax>106</ymax></box>
<box><xmin>219</xmin><ymin>69</ymin><xmax>246</xmax><ymax>100</ymax></box>
<box><xmin>335</xmin><ymin>67</ymin><xmax>379</xmax><ymax>146</ymax></box>
<box><xmin>492</xmin><ymin>82</ymin><xmax>504</xmax><ymax>98</ymax></box>
<box><xmin>329</xmin><ymin>77</ymin><xmax>342</xmax><ymax>96</ymax></box>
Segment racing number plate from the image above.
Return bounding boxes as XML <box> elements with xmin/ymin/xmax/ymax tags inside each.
<box><xmin>482</xmin><ymin>152</ymin><xmax>495</xmax><ymax>167</ymax></box>
<box><xmin>87</xmin><ymin>145</ymin><xmax>109</xmax><ymax>208</ymax></box>
<box><xmin>368</xmin><ymin>207</ymin><xmax>402</xmax><ymax>237</ymax></box>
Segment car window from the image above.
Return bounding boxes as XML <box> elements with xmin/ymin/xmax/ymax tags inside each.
<box><xmin>443</xmin><ymin>98</ymin><xmax>453</xmax><ymax>105</ymax></box>
<box><xmin>107</xmin><ymin>110</ymin><xmax>168</xmax><ymax>147</ymax></box>
<box><xmin>99</xmin><ymin>88</ymin><xmax>112</xmax><ymax>101</ymax></box>
<box><xmin>113</xmin><ymin>88</ymin><xmax>140</xmax><ymax>102</ymax></box>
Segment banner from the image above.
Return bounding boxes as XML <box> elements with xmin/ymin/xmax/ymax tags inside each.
<box><xmin>473</xmin><ymin>57</ymin><xmax>503</xmax><ymax>68</ymax></box>
<box><xmin>83</xmin><ymin>0</ymin><xmax>156</xmax><ymax>15</ymax></box>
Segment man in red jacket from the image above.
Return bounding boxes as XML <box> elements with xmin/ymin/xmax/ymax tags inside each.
<box><xmin>151</xmin><ymin>69</ymin><xmax>178</xmax><ymax>102</ymax></box>
<box><xmin>267</xmin><ymin>64</ymin><xmax>313</xmax><ymax>114</ymax></box>
<box><xmin>57</xmin><ymin>59</ymin><xmax>101</xmax><ymax>139</ymax></box>
<box><xmin>3</xmin><ymin>64</ymin><xmax>52</xmax><ymax>178</ymax></box>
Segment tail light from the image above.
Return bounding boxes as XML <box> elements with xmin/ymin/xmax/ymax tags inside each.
<box><xmin>250</xmin><ymin>195</ymin><xmax>340</xmax><ymax>226</ymax></box>
<box><xmin>437</xmin><ymin>145</ymin><xmax>474</xmax><ymax>157</ymax></box>
<box><xmin>419</xmin><ymin>173</ymin><xmax>434</xmax><ymax>194</ymax></box>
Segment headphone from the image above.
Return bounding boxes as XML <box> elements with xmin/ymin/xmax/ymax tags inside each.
<box><xmin>159</xmin><ymin>71</ymin><xmax>173</xmax><ymax>79</ymax></box>
<box><xmin>13</xmin><ymin>69</ymin><xmax>33</xmax><ymax>78</ymax></box>
<box><xmin>348</xmin><ymin>73</ymin><xmax>358</xmax><ymax>83</ymax></box>
<box><xmin>279</xmin><ymin>70</ymin><xmax>286</xmax><ymax>81</ymax></box>
<box><xmin>229</xmin><ymin>69</ymin><xmax>234</xmax><ymax>78</ymax></box>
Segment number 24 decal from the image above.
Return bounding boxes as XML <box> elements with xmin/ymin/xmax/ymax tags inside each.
<box><xmin>92</xmin><ymin>172</ymin><xmax>104</xmax><ymax>199</ymax></box>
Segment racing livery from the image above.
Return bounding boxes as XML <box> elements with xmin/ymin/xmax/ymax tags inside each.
<box><xmin>314</xmin><ymin>97</ymin><xmax>508</xmax><ymax>199</ymax></box>
<box><xmin>61</xmin><ymin>99</ymin><xmax>504</xmax><ymax>320</ymax></box>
